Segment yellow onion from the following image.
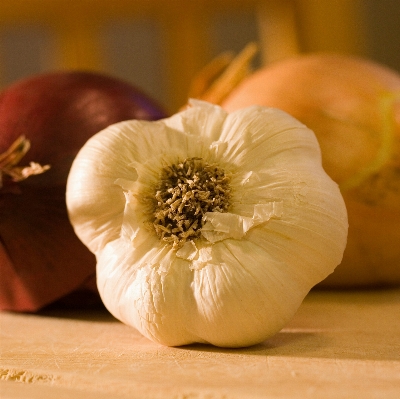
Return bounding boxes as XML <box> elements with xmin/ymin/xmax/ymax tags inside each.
<box><xmin>222</xmin><ymin>53</ymin><xmax>400</xmax><ymax>287</ymax></box>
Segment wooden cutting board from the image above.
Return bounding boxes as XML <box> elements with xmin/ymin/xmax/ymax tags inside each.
<box><xmin>1</xmin><ymin>288</ymin><xmax>400</xmax><ymax>398</ymax></box>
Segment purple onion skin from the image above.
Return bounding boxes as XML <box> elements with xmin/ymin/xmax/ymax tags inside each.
<box><xmin>0</xmin><ymin>71</ymin><xmax>167</xmax><ymax>312</ymax></box>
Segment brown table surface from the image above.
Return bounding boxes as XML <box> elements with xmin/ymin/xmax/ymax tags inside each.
<box><xmin>1</xmin><ymin>288</ymin><xmax>400</xmax><ymax>399</ymax></box>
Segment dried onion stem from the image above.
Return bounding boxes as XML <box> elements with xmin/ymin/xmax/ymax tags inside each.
<box><xmin>0</xmin><ymin>135</ymin><xmax>50</xmax><ymax>188</ymax></box>
<box><xmin>183</xmin><ymin>42</ymin><xmax>258</xmax><ymax>109</ymax></box>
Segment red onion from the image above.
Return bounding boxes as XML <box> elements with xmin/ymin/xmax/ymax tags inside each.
<box><xmin>0</xmin><ymin>71</ymin><xmax>166</xmax><ymax>311</ymax></box>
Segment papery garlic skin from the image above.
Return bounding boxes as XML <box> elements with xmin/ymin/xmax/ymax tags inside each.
<box><xmin>67</xmin><ymin>101</ymin><xmax>348</xmax><ymax>347</ymax></box>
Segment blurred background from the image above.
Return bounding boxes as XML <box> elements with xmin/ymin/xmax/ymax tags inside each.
<box><xmin>0</xmin><ymin>0</ymin><xmax>399</xmax><ymax>114</ymax></box>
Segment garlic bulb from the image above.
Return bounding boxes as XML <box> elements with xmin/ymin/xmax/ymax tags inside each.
<box><xmin>67</xmin><ymin>100</ymin><xmax>348</xmax><ymax>347</ymax></box>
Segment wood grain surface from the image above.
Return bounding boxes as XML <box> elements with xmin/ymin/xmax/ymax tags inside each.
<box><xmin>1</xmin><ymin>288</ymin><xmax>400</xmax><ymax>398</ymax></box>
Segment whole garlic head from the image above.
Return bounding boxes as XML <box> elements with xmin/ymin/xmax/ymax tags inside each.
<box><xmin>67</xmin><ymin>100</ymin><xmax>348</xmax><ymax>348</ymax></box>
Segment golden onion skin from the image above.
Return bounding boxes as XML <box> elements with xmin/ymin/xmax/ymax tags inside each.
<box><xmin>222</xmin><ymin>53</ymin><xmax>400</xmax><ymax>288</ymax></box>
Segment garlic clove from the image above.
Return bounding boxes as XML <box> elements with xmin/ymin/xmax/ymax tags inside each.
<box><xmin>96</xmin><ymin>238</ymin><xmax>199</xmax><ymax>346</ymax></box>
